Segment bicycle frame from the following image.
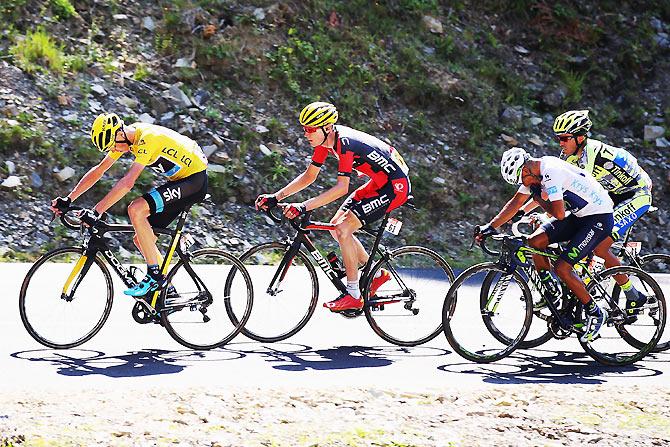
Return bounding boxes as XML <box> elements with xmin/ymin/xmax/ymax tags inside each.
<box><xmin>267</xmin><ymin>212</ymin><xmax>412</xmax><ymax>307</ymax></box>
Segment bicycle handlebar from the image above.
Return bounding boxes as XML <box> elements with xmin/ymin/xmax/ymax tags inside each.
<box><xmin>262</xmin><ymin>204</ymin><xmax>315</xmax><ymax>231</ymax></box>
<box><xmin>473</xmin><ymin>225</ymin><xmax>501</xmax><ymax>257</ymax></box>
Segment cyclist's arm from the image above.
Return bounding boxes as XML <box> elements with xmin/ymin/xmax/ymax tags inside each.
<box><xmin>489</xmin><ymin>191</ymin><xmax>530</xmax><ymax>228</ymax></box>
<box><xmin>303</xmin><ymin>175</ymin><xmax>350</xmax><ymax>211</ymax></box>
<box><xmin>536</xmin><ymin>198</ymin><xmax>565</xmax><ymax>220</ymax></box>
<box><xmin>67</xmin><ymin>155</ymin><xmax>117</xmax><ymax>202</ymax></box>
<box><xmin>93</xmin><ymin>162</ymin><xmax>145</xmax><ymax>214</ymax></box>
<box><xmin>275</xmin><ymin>164</ymin><xmax>320</xmax><ymax>201</ymax></box>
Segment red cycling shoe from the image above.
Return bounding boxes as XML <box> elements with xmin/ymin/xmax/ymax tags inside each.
<box><xmin>323</xmin><ymin>294</ymin><xmax>363</xmax><ymax>312</ymax></box>
<box><xmin>369</xmin><ymin>269</ymin><xmax>391</xmax><ymax>297</ymax></box>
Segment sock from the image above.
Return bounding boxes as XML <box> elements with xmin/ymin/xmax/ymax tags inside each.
<box><xmin>346</xmin><ymin>280</ymin><xmax>361</xmax><ymax>299</ymax></box>
<box><xmin>585</xmin><ymin>299</ymin><xmax>599</xmax><ymax>316</ymax></box>
<box><xmin>621</xmin><ymin>280</ymin><xmax>640</xmax><ymax>301</ymax></box>
<box><xmin>147</xmin><ymin>264</ymin><xmax>163</xmax><ymax>280</ymax></box>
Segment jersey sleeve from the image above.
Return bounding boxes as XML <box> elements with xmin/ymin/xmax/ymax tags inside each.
<box><xmin>310</xmin><ymin>146</ymin><xmax>328</xmax><ymax>168</ymax></box>
<box><xmin>518</xmin><ymin>185</ymin><xmax>531</xmax><ymax>194</ymax></box>
<box><xmin>107</xmin><ymin>150</ymin><xmax>124</xmax><ymax>161</ymax></box>
<box><xmin>336</xmin><ymin>140</ymin><xmax>353</xmax><ymax>177</ymax></box>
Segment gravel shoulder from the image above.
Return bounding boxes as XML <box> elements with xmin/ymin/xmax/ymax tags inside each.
<box><xmin>1</xmin><ymin>385</ymin><xmax>669</xmax><ymax>446</ymax></box>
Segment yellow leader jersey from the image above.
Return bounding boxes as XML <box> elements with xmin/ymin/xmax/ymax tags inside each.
<box><xmin>109</xmin><ymin>122</ymin><xmax>207</xmax><ymax>181</ymax></box>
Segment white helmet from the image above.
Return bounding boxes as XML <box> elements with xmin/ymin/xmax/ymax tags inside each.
<box><xmin>500</xmin><ymin>147</ymin><xmax>529</xmax><ymax>185</ymax></box>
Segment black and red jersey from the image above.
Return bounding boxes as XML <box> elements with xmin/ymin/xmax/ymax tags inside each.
<box><xmin>311</xmin><ymin>125</ymin><xmax>409</xmax><ymax>187</ymax></box>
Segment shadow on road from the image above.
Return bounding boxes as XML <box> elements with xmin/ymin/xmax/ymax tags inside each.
<box><xmin>438</xmin><ymin>348</ymin><xmax>666</xmax><ymax>384</ymax></box>
<box><xmin>224</xmin><ymin>342</ymin><xmax>451</xmax><ymax>371</ymax></box>
<box><xmin>11</xmin><ymin>348</ymin><xmax>243</xmax><ymax>378</ymax></box>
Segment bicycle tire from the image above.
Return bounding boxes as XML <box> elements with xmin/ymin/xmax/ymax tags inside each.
<box><xmin>443</xmin><ymin>263</ymin><xmax>533</xmax><ymax>363</ymax></box>
<box><xmin>224</xmin><ymin>242</ymin><xmax>319</xmax><ymax>342</ymax></box>
<box><xmin>580</xmin><ymin>265</ymin><xmax>666</xmax><ymax>366</ymax></box>
<box><xmin>480</xmin><ymin>270</ymin><xmax>553</xmax><ymax>349</ymax></box>
<box><xmin>161</xmin><ymin>249</ymin><xmax>253</xmax><ymax>349</ymax></box>
<box><xmin>639</xmin><ymin>253</ymin><xmax>670</xmax><ymax>352</ymax></box>
<box><xmin>364</xmin><ymin>246</ymin><xmax>455</xmax><ymax>346</ymax></box>
<box><xmin>19</xmin><ymin>247</ymin><xmax>114</xmax><ymax>349</ymax></box>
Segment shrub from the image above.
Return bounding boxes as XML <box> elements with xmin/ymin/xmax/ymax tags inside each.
<box><xmin>10</xmin><ymin>27</ymin><xmax>65</xmax><ymax>74</ymax></box>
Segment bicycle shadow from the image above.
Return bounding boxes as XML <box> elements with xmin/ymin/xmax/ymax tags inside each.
<box><xmin>11</xmin><ymin>348</ymin><xmax>244</xmax><ymax>378</ymax></box>
<box><xmin>437</xmin><ymin>348</ymin><xmax>665</xmax><ymax>385</ymax></box>
<box><xmin>224</xmin><ymin>342</ymin><xmax>451</xmax><ymax>372</ymax></box>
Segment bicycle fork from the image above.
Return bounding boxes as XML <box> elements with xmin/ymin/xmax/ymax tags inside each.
<box><xmin>483</xmin><ymin>274</ymin><xmax>512</xmax><ymax>315</ymax></box>
<box><xmin>61</xmin><ymin>252</ymin><xmax>96</xmax><ymax>301</ymax></box>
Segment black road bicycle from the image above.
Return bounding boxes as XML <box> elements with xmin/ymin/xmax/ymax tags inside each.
<box><xmin>442</xmin><ymin>229</ymin><xmax>666</xmax><ymax>366</ymax></box>
<box><xmin>19</xmin><ymin>202</ymin><xmax>253</xmax><ymax>350</ymax></box>
<box><xmin>224</xmin><ymin>204</ymin><xmax>455</xmax><ymax>346</ymax></box>
<box><xmin>493</xmin><ymin>211</ymin><xmax>670</xmax><ymax>352</ymax></box>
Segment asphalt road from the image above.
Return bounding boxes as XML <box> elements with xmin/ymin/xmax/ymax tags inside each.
<box><xmin>2</xmin><ymin>263</ymin><xmax>669</xmax><ymax>391</ymax></box>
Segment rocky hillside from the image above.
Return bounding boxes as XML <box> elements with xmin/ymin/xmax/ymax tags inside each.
<box><xmin>0</xmin><ymin>0</ymin><xmax>669</xmax><ymax>264</ymax></box>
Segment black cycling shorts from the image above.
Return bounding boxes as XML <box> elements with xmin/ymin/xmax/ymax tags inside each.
<box><xmin>541</xmin><ymin>213</ymin><xmax>614</xmax><ymax>266</ymax></box>
<box><xmin>339</xmin><ymin>178</ymin><xmax>410</xmax><ymax>226</ymax></box>
<box><xmin>142</xmin><ymin>171</ymin><xmax>208</xmax><ymax>228</ymax></box>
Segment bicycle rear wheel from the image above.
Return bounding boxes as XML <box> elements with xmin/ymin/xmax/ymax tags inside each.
<box><xmin>364</xmin><ymin>246</ymin><xmax>454</xmax><ymax>346</ymax></box>
<box><xmin>19</xmin><ymin>247</ymin><xmax>113</xmax><ymax>349</ymax></box>
<box><xmin>639</xmin><ymin>254</ymin><xmax>670</xmax><ymax>352</ymax></box>
<box><xmin>225</xmin><ymin>242</ymin><xmax>319</xmax><ymax>342</ymax></box>
<box><xmin>161</xmin><ymin>249</ymin><xmax>253</xmax><ymax>350</ymax></box>
<box><xmin>480</xmin><ymin>269</ymin><xmax>553</xmax><ymax>349</ymax></box>
<box><xmin>443</xmin><ymin>263</ymin><xmax>533</xmax><ymax>363</ymax></box>
<box><xmin>580</xmin><ymin>266</ymin><xmax>666</xmax><ymax>366</ymax></box>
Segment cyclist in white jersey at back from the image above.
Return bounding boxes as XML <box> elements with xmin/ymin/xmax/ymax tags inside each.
<box><xmin>476</xmin><ymin>147</ymin><xmax>614</xmax><ymax>342</ymax></box>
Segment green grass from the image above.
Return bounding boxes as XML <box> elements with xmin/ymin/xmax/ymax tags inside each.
<box><xmin>51</xmin><ymin>0</ymin><xmax>77</xmax><ymax>19</ymax></box>
<box><xmin>10</xmin><ymin>27</ymin><xmax>66</xmax><ymax>74</ymax></box>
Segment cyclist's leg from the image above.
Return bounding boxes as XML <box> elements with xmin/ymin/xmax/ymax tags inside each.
<box><xmin>330</xmin><ymin>205</ymin><xmax>368</xmax><ymax>267</ymax></box>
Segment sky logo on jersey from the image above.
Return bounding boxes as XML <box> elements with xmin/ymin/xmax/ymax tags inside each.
<box><xmin>162</xmin><ymin>187</ymin><xmax>182</xmax><ymax>202</ymax></box>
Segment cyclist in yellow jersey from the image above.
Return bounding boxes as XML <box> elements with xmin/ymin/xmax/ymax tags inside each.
<box><xmin>50</xmin><ymin>112</ymin><xmax>208</xmax><ymax>297</ymax></box>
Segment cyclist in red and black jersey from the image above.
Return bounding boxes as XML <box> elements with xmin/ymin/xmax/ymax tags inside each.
<box><xmin>256</xmin><ymin>102</ymin><xmax>412</xmax><ymax>311</ymax></box>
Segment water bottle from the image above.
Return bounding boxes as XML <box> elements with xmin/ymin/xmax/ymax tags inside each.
<box><xmin>326</xmin><ymin>251</ymin><xmax>346</xmax><ymax>278</ymax></box>
<box><xmin>540</xmin><ymin>271</ymin><xmax>562</xmax><ymax>306</ymax></box>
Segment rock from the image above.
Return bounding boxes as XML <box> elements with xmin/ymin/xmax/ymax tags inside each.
<box><xmin>211</xmin><ymin>151</ymin><xmax>230</xmax><ymax>164</ymax></box>
<box><xmin>6</xmin><ymin>119</ymin><xmax>19</xmax><ymax>126</ymax></box>
<box><xmin>259</xmin><ymin>144</ymin><xmax>272</xmax><ymax>156</ymax></box>
<box><xmin>514</xmin><ymin>45</ymin><xmax>530</xmax><ymax>54</ymax></box>
<box><xmin>5</xmin><ymin>160</ymin><xmax>15</xmax><ymax>174</ymax></box>
<box><xmin>432</xmin><ymin>177</ymin><xmax>446</xmax><ymax>185</ymax></box>
<box><xmin>202</xmin><ymin>145</ymin><xmax>218</xmax><ymax>158</ymax></box>
<box><xmin>253</xmin><ymin>7</ymin><xmax>265</xmax><ymax>21</ymax></box>
<box><xmin>113</xmin><ymin>14</ymin><xmax>129</xmax><ymax>20</ymax></box>
<box><xmin>650</xmin><ymin>17</ymin><xmax>664</xmax><ymax>32</ymax></box>
<box><xmin>54</xmin><ymin>167</ymin><xmax>75</xmax><ymax>182</ymax></box>
<box><xmin>422</xmin><ymin>15</ymin><xmax>443</xmax><ymax>34</ymax></box>
<box><xmin>208</xmin><ymin>164</ymin><xmax>227</xmax><ymax>173</ymax></box>
<box><xmin>116</xmin><ymin>96</ymin><xmax>139</xmax><ymax>109</ymax></box>
<box><xmin>656</xmin><ymin>137</ymin><xmax>670</xmax><ymax>148</ymax></box>
<box><xmin>164</xmin><ymin>84</ymin><xmax>192</xmax><ymax>108</ymax></box>
<box><xmin>644</xmin><ymin>125</ymin><xmax>665</xmax><ymax>141</ymax></box>
<box><xmin>255</xmin><ymin>125</ymin><xmax>269</xmax><ymax>134</ymax></box>
<box><xmin>30</xmin><ymin>172</ymin><xmax>43</xmax><ymax>188</ymax></box>
<box><xmin>142</xmin><ymin>16</ymin><xmax>155</xmax><ymax>31</ymax></box>
<box><xmin>205</xmin><ymin>234</ymin><xmax>216</xmax><ymax>247</ymax></box>
<box><xmin>542</xmin><ymin>87</ymin><xmax>567</xmax><ymax>108</ymax></box>
<box><xmin>174</xmin><ymin>58</ymin><xmax>194</xmax><ymax>68</ymax></box>
<box><xmin>91</xmin><ymin>84</ymin><xmax>107</xmax><ymax>96</ymax></box>
<box><xmin>1</xmin><ymin>175</ymin><xmax>21</xmax><ymax>188</ymax></box>
<box><xmin>137</xmin><ymin>113</ymin><xmax>155</xmax><ymax>124</ymax></box>
<box><xmin>160</xmin><ymin>112</ymin><xmax>175</xmax><ymax>122</ymax></box>
<box><xmin>62</xmin><ymin>112</ymin><xmax>79</xmax><ymax>123</ymax></box>
<box><xmin>529</xmin><ymin>135</ymin><xmax>544</xmax><ymax>147</ymax></box>
<box><xmin>529</xmin><ymin>117</ymin><xmax>543</xmax><ymax>126</ymax></box>
<box><xmin>500</xmin><ymin>107</ymin><xmax>523</xmax><ymax>125</ymax></box>
<box><xmin>500</xmin><ymin>134</ymin><xmax>519</xmax><ymax>146</ymax></box>
<box><xmin>88</xmin><ymin>99</ymin><xmax>102</xmax><ymax>112</ymax></box>
<box><xmin>655</xmin><ymin>32</ymin><xmax>670</xmax><ymax>49</ymax></box>
<box><xmin>193</xmin><ymin>90</ymin><xmax>210</xmax><ymax>108</ymax></box>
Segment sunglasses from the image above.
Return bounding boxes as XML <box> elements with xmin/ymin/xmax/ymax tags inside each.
<box><xmin>556</xmin><ymin>135</ymin><xmax>573</xmax><ymax>142</ymax></box>
<box><xmin>302</xmin><ymin>126</ymin><xmax>321</xmax><ymax>134</ymax></box>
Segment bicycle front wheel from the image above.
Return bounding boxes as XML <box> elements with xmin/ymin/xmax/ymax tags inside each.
<box><xmin>161</xmin><ymin>249</ymin><xmax>253</xmax><ymax>350</ymax></box>
<box><xmin>364</xmin><ymin>246</ymin><xmax>454</xmax><ymax>346</ymax></box>
<box><xmin>580</xmin><ymin>266</ymin><xmax>666</xmax><ymax>366</ymax></box>
<box><xmin>443</xmin><ymin>263</ymin><xmax>533</xmax><ymax>363</ymax></box>
<box><xmin>225</xmin><ymin>242</ymin><xmax>319</xmax><ymax>342</ymax></box>
<box><xmin>19</xmin><ymin>247</ymin><xmax>113</xmax><ymax>349</ymax></box>
<box><xmin>639</xmin><ymin>254</ymin><xmax>670</xmax><ymax>352</ymax></box>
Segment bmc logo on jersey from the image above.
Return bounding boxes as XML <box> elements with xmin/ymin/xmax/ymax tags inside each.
<box><xmin>362</xmin><ymin>194</ymin><xmax>390</xmax><ymax>214</ymax></box>
<box><xmin>367</xmin><ymin>150</ymin><xmax>396</xmax><ymax>174</ymax></box>
<box><xmin>162</xmin><ymin>187</ymin><xmax>182</xmax><ymax>202</ymax></box>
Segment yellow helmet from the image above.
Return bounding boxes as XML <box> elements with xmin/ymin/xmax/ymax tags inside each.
<box><xmin>552</xmin><ymin>110</ymin><xmax>592</xmax><ymax>135</ymax></box>
<box><xmin>90</xmin><ymin>113</ymin><xmax>123</xmax><ymax>152</ymax></box>
<box><xmin>299</xmin><ymin>102</ymin><xmax>338</xmax><ymax>127</ymax></box>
